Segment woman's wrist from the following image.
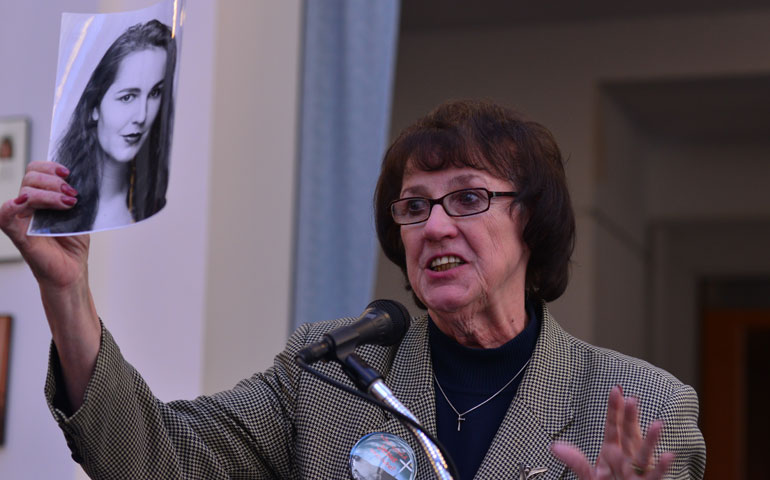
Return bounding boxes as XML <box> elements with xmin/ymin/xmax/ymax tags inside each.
<box><xmin>43</xmin><ymin>282</ymin><xmax>99</xmax><ymax>347</ymax></box>
<box><xmin>40</xmin><ymin>275</ymin><xmax>101</xmax><ymax>408</ymax></box>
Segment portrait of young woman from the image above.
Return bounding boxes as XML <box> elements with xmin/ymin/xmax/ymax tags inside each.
<box><xmin>30</xmin><ymin>19</ymin><xmax>176</xmax><ymax>234</ymax></box>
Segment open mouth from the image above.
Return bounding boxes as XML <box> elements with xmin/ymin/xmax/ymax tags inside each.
<box><xmin>429</xmin><ymin>255</ymin><xmax>466</xmax><ymax>272</ymax></box>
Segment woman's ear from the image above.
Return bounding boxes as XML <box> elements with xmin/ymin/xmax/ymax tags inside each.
<box><xmin>91</xmin><ymin>108</ymin><xmax>99</xmax><ymax>122</ymax></box>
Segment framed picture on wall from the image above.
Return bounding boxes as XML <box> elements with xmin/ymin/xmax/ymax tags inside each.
<box><xmin>0</xmin><ymin>117</ymin><xmax>29</xmax><ymax>261</ymax></box>
<box><xmin>0</xmin><ymin>315</ymin><xmax>10</xmax><ymax>445</ymax></box>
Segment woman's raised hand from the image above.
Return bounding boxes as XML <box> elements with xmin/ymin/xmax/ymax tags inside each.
<box><xmin>0</xmin><ymin>160</ymin><xmax>100</xmax><ymax>410</ymax></box>
<box><xmin>0</xmin><ymin>161</ymin><xmax>88</xmax><ymax>288</ymax></box>
<box><xmin>551</xmin><ymin>385</ymin><xmax>675</xmax><ymax>479</ymax></box>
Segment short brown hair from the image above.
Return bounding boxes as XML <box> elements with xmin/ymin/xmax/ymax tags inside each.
<box><xmin>374</xmin><ymin>100</ymin><xmax>575</xmax><ymax>306</ymax></box>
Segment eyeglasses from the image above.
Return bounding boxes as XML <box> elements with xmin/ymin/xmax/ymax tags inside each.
<box><xmin>390</xmin><ymin>188</ymin><xmax>517</xmax><ymax>225</ymax></box>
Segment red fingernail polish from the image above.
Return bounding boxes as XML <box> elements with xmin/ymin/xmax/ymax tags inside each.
<box><xmin>61</xmin><ymin>195</ymin><xmax>77</xmax><ymax>206</ymax></box>
<box><xmin>14</xmin><ymin>194</ymin><xmax>28</xmax><ymax>205</ymax></box>
<box><xmin>56</xmin><ymin>166</ymin><xmax>70</xmax><ymax>177</ymax></box>
<box><xmin>61</xmin><ymin>184</ymin><xmax>78</xmax><ymax>196</ymax></box>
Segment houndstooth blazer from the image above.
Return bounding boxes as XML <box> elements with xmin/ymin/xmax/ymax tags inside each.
<box><xmin>45</xmin><ymin>304</ymin><xmax>705</xmax><ymax>479</ymax></box>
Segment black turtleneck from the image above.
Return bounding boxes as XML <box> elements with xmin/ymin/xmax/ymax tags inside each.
<box><xmin>429</xmin><ymin>300</ymin><xmax>540</xmax><ymax>480</ymax></box>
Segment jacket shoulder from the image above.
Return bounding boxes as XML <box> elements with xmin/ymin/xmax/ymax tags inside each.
<box><xmin>566</xmin><ymin>332</ymin><xmax>686</xmax><ymax>393</ymax></box>
<box><xmin>538</xmin><ymin>308</ymin><xmax>694</xmax><ymax>418</ymax></box>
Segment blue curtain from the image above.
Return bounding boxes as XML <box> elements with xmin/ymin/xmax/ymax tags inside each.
<box><xmin>292</xmin><ymin>0</ymin><xmax>400</xmax><ymax>329</ymax></box>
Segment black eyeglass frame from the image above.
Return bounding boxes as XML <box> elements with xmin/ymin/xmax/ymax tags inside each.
<box><xmin>389</xmin><ymin>188</ymin><xmax>518</xmax><ymax>225</ymax></box>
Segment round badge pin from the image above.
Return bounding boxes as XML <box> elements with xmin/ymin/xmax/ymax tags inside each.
<box><xmin>349</xmin><ymin>432</ymin><xmax>417</xmax><ymax>480</ymax></box>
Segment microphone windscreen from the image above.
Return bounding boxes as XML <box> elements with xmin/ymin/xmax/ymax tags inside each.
<box><xmin>366</xmin><ymin>299</ymin><xmax>411</xmax><ymax>345</ymax></box>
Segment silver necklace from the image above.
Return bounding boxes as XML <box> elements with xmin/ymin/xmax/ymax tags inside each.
<box><xmin>433</xmin><ymin>358</ymin><xmax>531</xmax><ymax>432</ymax></box>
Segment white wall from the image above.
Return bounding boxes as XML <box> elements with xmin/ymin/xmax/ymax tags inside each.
<box><xmin>202</xmin><ymin>0</ymin><xmax>301</xmax><ymax>394</ymax></box>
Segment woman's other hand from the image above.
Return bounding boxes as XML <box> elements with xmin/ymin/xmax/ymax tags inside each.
<box><xmin>0</xmin><ymin>160</ymin><xmax>100</xmax><ymax>411</ymax></box>
<box><xmin>551</xmin><ymin>385</ymin><xmax>675</xmax><ymax>479</ymax></box>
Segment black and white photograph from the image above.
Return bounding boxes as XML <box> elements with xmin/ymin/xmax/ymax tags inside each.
<box><xmin>30</xmin><ymin>0</ymin><xmax>183</xmax><ymax>235</ymax></box>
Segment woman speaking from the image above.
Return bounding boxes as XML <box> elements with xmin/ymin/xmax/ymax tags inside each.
<box><xmin>31</xmin><ymin>19</ymin><xmax>175</xmax><ymax>234</ymax></box>
<box><xmin>1</xmin><ymin>101</ymin><xmax>705</xmax><ymax>479</ymax></box>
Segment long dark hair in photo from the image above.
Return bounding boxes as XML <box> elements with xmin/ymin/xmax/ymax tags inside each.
<box><xmin>33</xmin><ymin>19</ymin><xmax>176</xmax><ymax>233</ymax></box>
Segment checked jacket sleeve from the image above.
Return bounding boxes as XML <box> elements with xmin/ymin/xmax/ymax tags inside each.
<box><xmin>44</xmin><ymin>323</ymin><xmax>310</xmax><ymax>479</ymax></box>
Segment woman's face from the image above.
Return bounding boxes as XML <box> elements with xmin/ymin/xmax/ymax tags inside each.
<box><xmin>93</xmin><ymin>47</ymin><xmax>167</xmax><ymax>162</ymax></box>
<box><xmin>399</xmin><ymin>166</ymin><xmax>529</xmax><ymax>316</ymax></box>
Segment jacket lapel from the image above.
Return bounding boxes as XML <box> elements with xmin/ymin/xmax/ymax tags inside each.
<box><xmin>474</xmin><ymin>304</ymin><xmax>574</xmax><ymax>479</ymax></box>
<box><xmin>375</xmin><ymin>315</ymin><xmax>440</xmax><ymax>479</ymax></box>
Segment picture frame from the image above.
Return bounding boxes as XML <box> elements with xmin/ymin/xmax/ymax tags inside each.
<box><xmin>0</xmin><ymin>117</ymin><xmax>29</xmax><ymax>260</ymax></box>
<box><xmin>0</xmin><ymin>315</ymin><xmax>10</xmax><ymax>445</ymax></box>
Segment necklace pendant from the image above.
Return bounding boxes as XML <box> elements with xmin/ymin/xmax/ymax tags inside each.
<box><xmin>456</xmin><ymin>415</ymin><xmax>466</xmax><ymax>432</ymax></box>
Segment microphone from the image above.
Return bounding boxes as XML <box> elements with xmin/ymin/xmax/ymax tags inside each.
<box><xmin>295</xmin><ymin>299</ymin><xmax>410</xmax><ymax>364</ymax></box>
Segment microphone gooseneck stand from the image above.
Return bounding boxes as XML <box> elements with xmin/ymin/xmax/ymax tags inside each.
<box><xmin>296</xmin><ymin>350</ymin><xmax>457</xmax><ymax>480</ymax></box>
<box><xmin>342</xmin><ymin>353</ymin><xmax>454</xmax><ymax>480</ymax></box>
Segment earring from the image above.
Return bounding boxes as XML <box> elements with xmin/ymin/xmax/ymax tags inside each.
<box><xmin>92</xmin><ymin>109</ymin><xmax>99</xmax><ymax>121</ymax></box>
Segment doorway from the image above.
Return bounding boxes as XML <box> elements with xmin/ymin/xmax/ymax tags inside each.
<box><xmin>700</xmin><ymin>278</ymin><xmax>770</xmax><ymax>479</ymax></box>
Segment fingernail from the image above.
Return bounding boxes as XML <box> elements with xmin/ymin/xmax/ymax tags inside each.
<box><xmin>14</xmin><ymin>194</ymin><xmax>28</xmax><ymax>205</ymax></box>
<box><xmin>61</xmin><ymin>184</ymin><xmax>78</xmax><ymax>196</ymax></box>
<box><xmin>55</xmin><ymin>166</ymin><xmax>70</xmax><ymax>177</ymax></box>
<box><xmin>61</xmin><ymin>195</ymin><xmax>77</xmax><ymax>206</ymax></box>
